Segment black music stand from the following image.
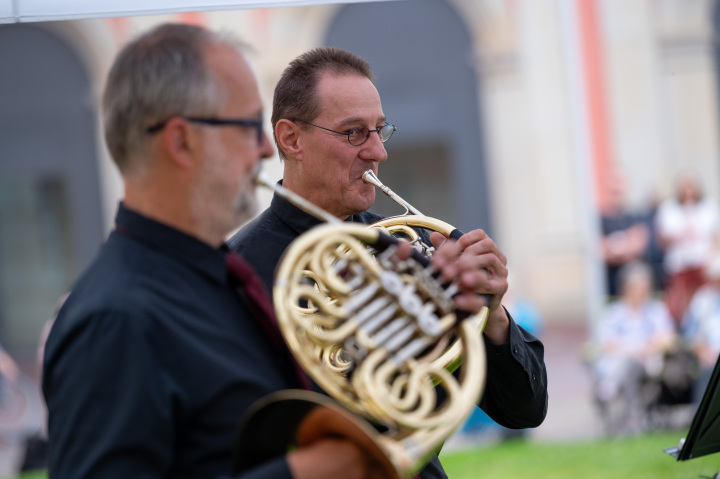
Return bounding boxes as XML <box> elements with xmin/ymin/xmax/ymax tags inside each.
<box><xmin>664</xmin><ymin>354</ymin><xmax>720</xmax><ymax>472</ymax></box>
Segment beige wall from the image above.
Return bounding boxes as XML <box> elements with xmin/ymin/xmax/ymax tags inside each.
<box><xmin>41</xmin><ymin>0</ymin><xmax>720</xmax><ymax>325</ymax></box>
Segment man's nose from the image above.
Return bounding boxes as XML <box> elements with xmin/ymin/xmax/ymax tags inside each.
<box><xmin>359</xmin><ymin>130</ymin><xmax>388</xmax><ymax>163</ymax></box>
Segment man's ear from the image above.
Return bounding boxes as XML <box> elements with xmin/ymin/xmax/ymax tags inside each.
<box><xmin>275</xmin><ymin>119</ymin><xmax>303</xmax><ymax>160</ymax></box>
<box><xmin>161</xmin><ymin>117</ymin><xmax>196</xmax><ymax>169</ymax></box>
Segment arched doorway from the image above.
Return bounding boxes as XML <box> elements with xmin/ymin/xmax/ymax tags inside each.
<box><xmin>325</xmin><ymin>0</ymin><xmax>491</xmax><ymax>235</ymax></box>
<box><xmin>0</xmin><ymin>24</ymin><xmax>104</xmax><ymax>352</ymax></box>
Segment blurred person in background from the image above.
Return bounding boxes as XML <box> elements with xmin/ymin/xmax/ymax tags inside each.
<box><xmin>0</xmin><ymin>341</ymin><xmax>22</xmax><ymax>436</ymax></box>
<box><xmin>0</xmin><ymin>345</ymin><xmax>19</xmax><ymax>403</ymax></box>
<box><xmin>592</xmin><ymin>261</ymin><xmax>676</xmax><ymax>435</ymax></box>
<box><xmin>682</xmin><ymin>256</ymin><xmax>720</xmax><ymax>405</ymax></box>
<box><xmin>656</xmin><ymin>173</ymin><xmax>720</xmax><ymax>325</ymax></box>
<box><xmin>641</xmin><ymin>191</ymin><xmax>667</xmax><ymax>295</ymax></box>
<box><xmin>16</xmin><ymin>292</ymin><xmax>68</xmax><ymax>474</ymax></box>
<box><xmin>600</xmin><ymin>168</ymin><xmax>650</xmax><ymax>298</ymax></box>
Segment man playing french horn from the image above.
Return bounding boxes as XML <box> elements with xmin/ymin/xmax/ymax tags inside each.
<box><xmin>229</xmin><ymin>47</ymin><xmax>548</xmax><ymax>479</ymax></box>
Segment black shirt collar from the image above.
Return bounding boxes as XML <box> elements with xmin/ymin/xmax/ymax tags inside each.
<box><xmin>268</xmin><ymin>180</ymin><xmax>381</xmax><ymax>234</ymax></box>
<box><xmin>114</xmin><ymin>202</ymin><xmax>229</xmax><ymax>286</ymax></box>
<box><xmin>268</xmin><ymin>182</ymin><xmax>326</xmax><ymax>236</ymax></box>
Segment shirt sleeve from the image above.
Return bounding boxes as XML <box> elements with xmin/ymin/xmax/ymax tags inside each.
<box><xmin>478</xmin><ymin>310</ymin><xmax>548</xmax><ymax>429</ymax></box>
<box><xmin>410</xmin><ymin>225</ymin><xmax>549</xmax><ymax>429</ymax></box>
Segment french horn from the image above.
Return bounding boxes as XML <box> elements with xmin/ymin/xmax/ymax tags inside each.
<box><xmin>234</xmin><ymin>172</ymin><xmax>488</xmax><ymax>479</ymax></box>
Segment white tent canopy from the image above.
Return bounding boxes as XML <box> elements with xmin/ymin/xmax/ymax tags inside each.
<box><xmin>0</xmin><ymin>0</ymin><xmax>387</xmax><ymax>23</ymax></box>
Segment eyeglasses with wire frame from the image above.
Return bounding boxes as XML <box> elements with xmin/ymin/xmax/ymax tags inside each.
<box><xmin>294</xmin><ymin>120</ymin><xmax>397</xmax><ymax>146</ymax></box>
<box><xmin>146</xmin><ymin>117</ymin><xmax>265</xmax><ymax>143</ymax></box>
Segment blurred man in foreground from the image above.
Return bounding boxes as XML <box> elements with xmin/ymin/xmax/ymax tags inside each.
<box><xmin>42</xmin><ymin>24</ymin><xmax>379</xmax><ymax>479</ymax></box>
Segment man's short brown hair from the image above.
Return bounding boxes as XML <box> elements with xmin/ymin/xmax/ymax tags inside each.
<box><xmin>271</xmin><ymin>47</ymin><xmax>375</xmax><ymax>159</ymax></box>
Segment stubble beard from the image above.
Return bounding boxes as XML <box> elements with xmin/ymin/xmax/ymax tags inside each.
<box><xmin>231</xmin><ymin>163</ymin><xmax>262</xmax><ymax>227</ymax></box>
<box><xmin>191</xmin><ymin>161</ymin><xmax>259</xmax><ymax>243</ymax></box>
<box><xmin>233</xmin><ymin>187</ymin><xmax>257</xmax><ymax>227</ymax></box>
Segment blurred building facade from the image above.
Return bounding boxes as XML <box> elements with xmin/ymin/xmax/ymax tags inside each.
<box><xmin>0</xmin><ymin>0</ymin><xmax>718</xmax><ymax>359</ymax></box>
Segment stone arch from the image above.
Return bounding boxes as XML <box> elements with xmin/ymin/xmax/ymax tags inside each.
<box><xmin>0</xmin><ymin>24</ymin><xmax>104</xmax><ymax>350</ymax></box>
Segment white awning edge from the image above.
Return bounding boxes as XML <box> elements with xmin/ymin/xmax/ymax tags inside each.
<box><xmin>0</xmin><ymin>0</ymin><xmax>395</xmax><ymax>23</ymax></box>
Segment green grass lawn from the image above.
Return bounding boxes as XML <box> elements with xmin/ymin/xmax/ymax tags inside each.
<box><xmin>440</xmin><ymin>431</ymin><xmax>719</xmax><ymax>479</ymax></box>
<box><xmin>9</xmin><ymin>431</ymin><xmax>719</xmax><ymax>479</ymax></box>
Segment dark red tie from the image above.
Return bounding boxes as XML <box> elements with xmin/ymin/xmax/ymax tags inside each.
<box><xmin>225</xmin><ymin>251</ymin><xmax>313</xmax><ymax>391</ymax></box>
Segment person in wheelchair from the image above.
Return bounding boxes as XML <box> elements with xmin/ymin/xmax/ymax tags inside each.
<box><xmin>592</xmin><ymin>261</ymin><xmax>677</xmax><ymax>435</ymax></box>
<box><xmin>682</xmin><ymin>255</ymin><xmax>720</xmax><ymax>405</ymax></box>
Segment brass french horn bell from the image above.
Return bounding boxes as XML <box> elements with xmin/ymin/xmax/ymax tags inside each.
<box><xmin>234</xmin><ymin>173</ymin><xmax>488</xmax><ymax>479</ymax></box>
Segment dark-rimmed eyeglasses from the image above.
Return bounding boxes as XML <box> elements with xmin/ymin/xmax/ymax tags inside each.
<box><xmin>146</xmin><ymin>117</ymin><xmax>264</xmax><ymax>143</ymax></box>
<box><xmin>294</xmin><ymin>120</ymin><xmax>396</xmax><ymax>146</ymax></box>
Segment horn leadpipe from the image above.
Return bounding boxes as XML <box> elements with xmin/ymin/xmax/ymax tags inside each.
<box><xmin>254</xmin><ymin>171</ymin><xmax>433</xmax><ymax>269</ymax></box>
<box><xmin>362</xmin><ymin>170</ymin><xmax>424</xmax><ymax>216</ymax></box>
<box><xmin>362</xmin><ymin>170</ymin><xmax>465</xmax><ymax>241</ymax></box>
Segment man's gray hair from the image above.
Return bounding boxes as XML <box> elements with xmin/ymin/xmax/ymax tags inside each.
<box><xmin>102</xmin><ymin>23</ymin><xmax>232</xmax><ymax>175</ymax></box>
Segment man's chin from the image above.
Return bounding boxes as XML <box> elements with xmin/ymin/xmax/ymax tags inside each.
<box><xmin>362</xmin><ymin>190</ymin><xmax>376</xmax><ymax>210</ymax></box>
<box><xmin>348</xmin><ymin>192</ymin><xmax>375</xmax><ymax>216</ymax></box>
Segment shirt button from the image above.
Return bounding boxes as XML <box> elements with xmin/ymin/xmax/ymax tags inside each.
<box><xmin>532</xmin><ymin>374</ymin><xmax>537</xmax><ymax>381</ymax></box>
<box><xmin>495</xmin><ymin>351</ymin><xmax>503</xmax><ymax>357</ymax></box>
<box><xmin>513</xmin><ymin>346</ymin><xmax>518</xmax><ymax>354</ymax></box>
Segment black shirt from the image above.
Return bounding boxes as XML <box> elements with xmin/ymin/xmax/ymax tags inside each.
<box><xmin>229</xmin><ymin>192</ymin><xmax>549</xmax><ymax>479</ymax></box>
<box><xmin>601</xmin><ymin>211</ymin><xmax>646</xmax><ymax>296</ymax></box>
<box><xmin>43</xmin><ymin>203</ymin><xmax>299</xmax><ymax>479</ymax></box>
